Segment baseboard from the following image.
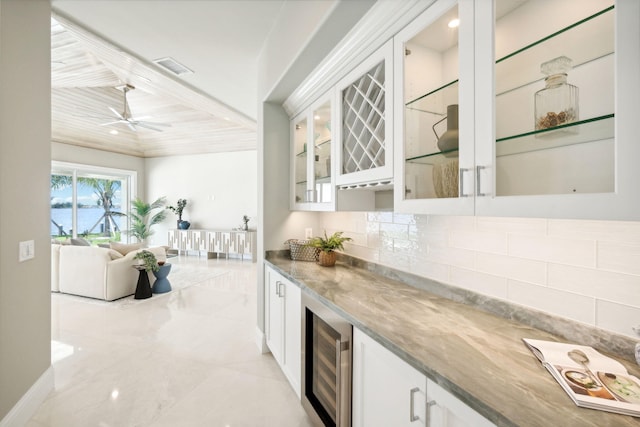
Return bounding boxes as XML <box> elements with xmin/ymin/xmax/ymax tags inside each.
<box><xmin>0</xmin><ymin>366</ymin><xmax>54</xmax><ymax>427</ymax></box>
<box><xmin>255</xmin><ymin>326</ymin><xmax>269</xmax><ymax>354</ymax></box>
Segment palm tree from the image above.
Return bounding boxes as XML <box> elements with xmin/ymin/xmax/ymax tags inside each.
<box><xmin>81</xmin><ymin>178</ymin><xmax>124</xmax><ymax>236</ymax></box>
<box><xmin>128</xmin><ymin>197</ymin><xmax>168</xmax><ymax>243</ymax></box>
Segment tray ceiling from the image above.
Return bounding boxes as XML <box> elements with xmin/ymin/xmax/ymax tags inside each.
<box><xmin>51</xmin><ymin>12</ymin><xmax>258</xmax><ymax>158</ymax></box>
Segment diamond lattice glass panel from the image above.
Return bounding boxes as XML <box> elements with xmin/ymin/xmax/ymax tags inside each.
<box><xmin>341</xmin><ymin>61</ymin><xmax>386</xmax><ymax>174</ymax></box>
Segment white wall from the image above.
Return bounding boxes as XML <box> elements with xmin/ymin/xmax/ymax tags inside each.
<box><xmin>145</xmin><ymin>151</ymin><xmax>258</xmax><ymax>247</ymax></box>
<box><xmin>0</xmin><ymin>0</ymin><xmax>52</xmax><ymax>421</ymax></box>
<box><xmin>52</xmin><ymin>142</ymin><xmax>146</xmax><ymax>197</ymax></box>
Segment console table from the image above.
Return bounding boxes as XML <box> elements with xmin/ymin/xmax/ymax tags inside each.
<box><xmin>168</xmin><ymin>229</ymin><xmax>257</xmax><ymax>262</ymax></box>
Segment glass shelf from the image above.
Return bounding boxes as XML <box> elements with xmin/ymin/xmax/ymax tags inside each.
<box><xmin>296</xmin><ymin>180</ymin><xmax>307</xmax><ymax>186</ymax></box>
<box><xmin>296</xmin><ymin>151</ymin><xmax>306</xmax><ymax>157</ymax></box>
<box><xmin>406</xmin><ymin>80</ymin><xmax>458</xmax><ymax>114</ymax></box>
<box><xmin>404</xmin><ymin>7</ymin><xmax>613</xmax><ymax>114</ymax></box>
<box><xmin>315</xmin><ymin>138</ymin><xmax>331</xmax><ymax>148</ymax></box>
<box><xmin>496</xmin><ymin>114</ymin><xmax>613</xmax><ymax>156</ymax></box>
<box><xmin>406</xmin><ymin>114</ymin><xmax>613</xmax><ymax>165</ymax></box>
<box><xmin>496</xmin><ymin>6</ymin><xmax>614</xmax><ymax>96</ymax></box>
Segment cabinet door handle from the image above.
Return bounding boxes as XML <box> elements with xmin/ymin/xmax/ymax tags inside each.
<box><xmin>409</xmin><ymin>387</ymin><xmax>420</xmax><ymax>422</ymax></box>
<box><xmin>426</xmin><ymin>400</ymin><xmax>437</xmax><ymax>427</ymax></box>
<box><xmin>459</xmin><ymin>168</ymin><xmax>472</xmax><ymax>197</ymax></box>
<box><xmin>278</xmin><ymin>282</ymin><xmax>285</xmax><ymax>298</ymax></box>
<box><xmin>476</xmin><ymin>165</ymin><xmax>490</xmax><ymax>197</ymax></box>
<box><xmin>275</xmin><ymin>281</ymin><xmax>281</xmax><ymax>297</ymax></box>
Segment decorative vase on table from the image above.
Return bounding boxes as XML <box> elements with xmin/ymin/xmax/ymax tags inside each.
<box><xmin>178</xmin><ymin>220</ymin><xmax>191</xmax><ymax>230</ymax></box>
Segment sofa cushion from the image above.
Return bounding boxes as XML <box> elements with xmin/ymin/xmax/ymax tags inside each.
<box><xmin>108</xmin><ymin>249</ymin><xmax>124</xmax><ymax>260</ymax></box>
<box><xmin>110</xmin><ymin>242</ymin><xmax>144</xmax><ymax>256</ymax></box>
<box><xmin>70</xmin><ymin>237</ymin><xmax>91</xmax><ymax>246</ymax></box>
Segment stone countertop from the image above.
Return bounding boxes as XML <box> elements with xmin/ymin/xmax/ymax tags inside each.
<box><xmin>265</xmin><ymin>255</ymin><xmax>640</xmax><ymax>427</ymax></box>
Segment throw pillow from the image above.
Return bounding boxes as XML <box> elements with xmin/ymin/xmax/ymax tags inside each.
<box><xmin>70</xmin><ymin>238</ymin><xmax>90</xmax><ymax>246</ymax></box>
<box><xmin>107</xmin><ymin>249</ymin><xmax>124</xmax><ymax>260</ymax></box>
<box><xmin>110</xmin><ymin>241</ymin><xmax>144</xmax><ymax>256</ymax></box>
<box><xmin>97</xmin><ymin>243</ymin><xmax>110</xmax><ymax>248</ymax></box>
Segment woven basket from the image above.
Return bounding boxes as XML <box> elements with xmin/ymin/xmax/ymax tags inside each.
<box><xmin>286</xmin><ymin>239</ymin><xmax>319</xmax><ymax>262</ymax></box>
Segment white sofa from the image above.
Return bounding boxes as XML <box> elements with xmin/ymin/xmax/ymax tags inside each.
<box><xmin>51</xmin><ymin>245</ymin><xmax>167</xmax><ymax>301</ymax></box>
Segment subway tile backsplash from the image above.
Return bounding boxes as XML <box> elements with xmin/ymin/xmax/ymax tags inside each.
<box><xmin>320</xmin><ymin>213</ymin><xmax>640</xmax><ymax>339</ymax></box>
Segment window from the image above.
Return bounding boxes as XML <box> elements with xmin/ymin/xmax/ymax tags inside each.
<box><xmin>50</xmin><ymin>161</ymin><xmax>137</xmax><ymax>244</ymax></box>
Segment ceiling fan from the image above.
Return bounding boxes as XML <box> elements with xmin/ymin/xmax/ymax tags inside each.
<box><xmin>101</xmin><ymin>84</ymin><xmax>171</xmax><ymax>132</ymax></box>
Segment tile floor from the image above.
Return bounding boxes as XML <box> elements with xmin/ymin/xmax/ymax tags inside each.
<box><xmin>28</xmin><ymin>255</ymin><xmax>313</xmax><ymax>427</ymax></box>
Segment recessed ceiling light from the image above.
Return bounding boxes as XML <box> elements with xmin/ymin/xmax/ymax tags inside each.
<box><xmin>314</xmin><ymin>115</ymin><xmax>320</xmax><ymax>120</ymax></box>
<box><xmin>448</xmin><ymin>18</ymin><xmax>460</xmax><ymax>28</ymax></box>
<box><xmin>224</xmin><ymin>117</ymin><xmax>231</xmax><ymax>121</ymax></box>
<box><xmin>109</xmin><ymin>130</ymin><xmax>118</xmax><ymax>135</ymax></box>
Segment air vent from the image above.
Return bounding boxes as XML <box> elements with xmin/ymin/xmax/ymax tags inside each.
<box><xmin>153</xmin><ymin>57</ymin><xmax>194</xmax><ymax>76</ymax></box>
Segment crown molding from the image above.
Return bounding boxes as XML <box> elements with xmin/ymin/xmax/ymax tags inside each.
<box><xmin>282</xmin><ymin>0</ymin><xmax>435</xmax><ymax>118</ymax></box>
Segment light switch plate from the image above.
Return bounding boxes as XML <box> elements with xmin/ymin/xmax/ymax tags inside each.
<box><xmin>19</xmin><ymin>240</ymin><xmax>35</xmax><ymax>262</ymax></box>
<box><xmin>305</xmin><ymin>228</ymin><xmax>313</xmax><ymax>239</ymax></box>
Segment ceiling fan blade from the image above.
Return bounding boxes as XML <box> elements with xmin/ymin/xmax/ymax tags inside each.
<box><xmin>129</xmin><ymin>121</ymin><xmax>165</xmax><ymax>132</ymax></box>
<box><xmin>141</xmin><ymin>121</ymin><xmax>172</xmax><ymax>128</ymax></box>
<box><xmin>99</xmin><ymin>120</ymin><xmax>125</xmax><ymax>126</ymax></box>
<box><xmin>109</xmin><ymin>106</ymin><xmax>124</xmax><ymax>120</ymax></box>
<box><xmin>126</xmin><ymin>122</ymin><xmax>137</xmax><ymax>132</ymax></box>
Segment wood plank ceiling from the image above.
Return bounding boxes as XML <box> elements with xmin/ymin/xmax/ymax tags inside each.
<box><xmin>51</xmin><ymin>13</ymin><xmax>257</xmax><ymax>158</ymax></box>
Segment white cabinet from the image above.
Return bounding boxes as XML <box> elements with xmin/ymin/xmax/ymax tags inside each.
<box><xmin>335</xmin><ymin>39</ymin><xmax>394</xmax><ymax>188</ymax></box>
<box><xmin>394</xmin><ymin>0</ymin><xmax>640</xmax><ymax>220</ymax></box>
<box><xmin>353</xmin><ymin>327</ymin><xmax>494</xmax><ymax>427</ymax></box>
<box><xmin>291</xmin><ymin>93</ymin><xmax>335</xmax><ymax>211</ymax></box>
<box><xmin>264</xmin><ymin>265</ymin><xmax>302</xmax><ymax>398</ymax></box>
<box><xmin>426</xmin><ymin>379</ymin><xmax>494</xmax><ymax>427</ymax></box>
<box><xmin>353</xmin><ymin>328</ymin><xmax>427</xmax><ymax>427</ymax></box>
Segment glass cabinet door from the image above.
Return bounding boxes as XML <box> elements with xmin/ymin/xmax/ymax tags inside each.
<box><xmin>312</xmin><ymin>100</ymin><xmax>333</xmax><ymax>205</ymax></box>
<box><xmin>492</xmin><ymin>0</ymin><xmax>614</xmax><ymax>197</ymax></box>
<box><xmin>394</xmin><ymin>0</ymin><xmax>475</xmax><ymax>215</ymax></box>
<box><xmin>293</xmin><ymin>116</ymin><xmax>308</xmax><ymax>205</ymax></box>
<box><xmin>290</xmin><ymin>95</ymin><xmax>335</xmax><ymax>211</ymax></box>
<box><xmin>475</xmin><ymin>0</ymin><xmax>640</xmax><ymax>220</ymax></box>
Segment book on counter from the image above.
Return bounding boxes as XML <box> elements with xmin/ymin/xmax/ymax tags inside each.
<box><xmin>523</xmin><ymin>338</ymin><xmax>640</xmax><ymax>417</ymax></box>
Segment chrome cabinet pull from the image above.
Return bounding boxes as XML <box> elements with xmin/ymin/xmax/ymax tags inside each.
<box><xmin>275</xmin><ymin>281</ymin><xmax>283</xmax><ymax>297</ymax></box>
<box><xmin>278</xmin><ymin>282</ymin><xmax>285</xmax><ymax>298</ymax></box>
<box><xmin>426</xmin><ymin>400</ymin><xmax>437</xmax><ymax>427</ymax></box>
<box><xmin>409</xmin><ymin>387</ymin><xmax>420</xmax><ymax>422</ymax></box>
<box><xmin>459</xmin><ymin>168</ymin><xmax>472</xmax><ymax>197</ymax></box>
<box><xmin>476</xmin><ymin>165</ymin><xmax>490</xmax><ymax>197</ymax></box>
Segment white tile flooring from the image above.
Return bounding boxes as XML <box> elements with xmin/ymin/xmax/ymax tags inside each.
<box><xmin>28</xmin><ymin>256</ymin><xmax>313</xmax><ymax>427</ymax></box>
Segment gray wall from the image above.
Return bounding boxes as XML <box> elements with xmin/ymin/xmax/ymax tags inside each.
<box><xmin>0</xmin><ymin>0</ymin><xmax>52</xmax><ymax>419</ymax></box>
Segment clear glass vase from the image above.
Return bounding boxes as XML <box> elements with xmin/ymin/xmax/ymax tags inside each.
<box><xmin>534</xmin><ymin>56</ymin><xmax>579</xmax><ymax>133</ymax></box>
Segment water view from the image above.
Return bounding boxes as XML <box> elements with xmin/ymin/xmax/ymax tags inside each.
<box><xmin>50</xmin><ymin>207</ymin><xmax>125</xmax><ymax>237</ymax></box>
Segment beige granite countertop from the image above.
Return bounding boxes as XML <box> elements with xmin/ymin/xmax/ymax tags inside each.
<box><xmin>265</xmin><ymin>254</ymin><xmax>640</xmax><ymax>427</ymax></box>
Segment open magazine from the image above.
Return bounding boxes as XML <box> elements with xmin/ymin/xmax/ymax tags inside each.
<box><xmin>523</xmin><ymin>338</ymin><xmax>640</xmax><ymax>417</ymax></box>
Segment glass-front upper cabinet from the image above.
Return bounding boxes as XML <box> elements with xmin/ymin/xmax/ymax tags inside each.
<box><xmin>475</xmin><ymin>0</ymin><xmax>640</xmax><ymax>219</ymax></box>
<box><xmin>393</xmin><ymin>0</ymin><xmax>475</xmax><ymax>215</ymax></box>
<box><xmin>290</xmin><ymin>95</ymin><xmax>335</xmax><ymax>211</ymax></box>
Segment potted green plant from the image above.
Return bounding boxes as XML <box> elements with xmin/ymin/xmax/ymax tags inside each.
<box><xmin>128</xmin><ymin>197</ymin><xmax>168</xmax><ymax>243</ymax></box>
<box><xmin>168</xmin><ymin>198</ymin><xmax>189</xmax><ymax>229</ymax></box>
<box><xmin>133</xmin><ymin>250</ymin><xmax>160</xmax><ymax>272</ymax></box>
<box><xmin>307</xmin><ymin>231</ymin><xmax>352</xmax><ymax>267</ymax></box>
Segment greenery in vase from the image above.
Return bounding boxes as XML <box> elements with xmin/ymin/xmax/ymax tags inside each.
<box><xmin>168</xmin><ymin>198</ymin><xmax>187</xmax><ymax>221</ymax></box>
<box><xmin>128</xmin><ymin>197</ymin><xmax>168</xmax><ymax>242</ymax></box>
<box><xmin>133</xmin><ymin>250</ymin><xmax>159</xmax><ymax>272</ymax></box>
<box><xmin>307</xmin><ymin>231</ymin><xmax>352</xmax><ymax>253</ymax></box>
